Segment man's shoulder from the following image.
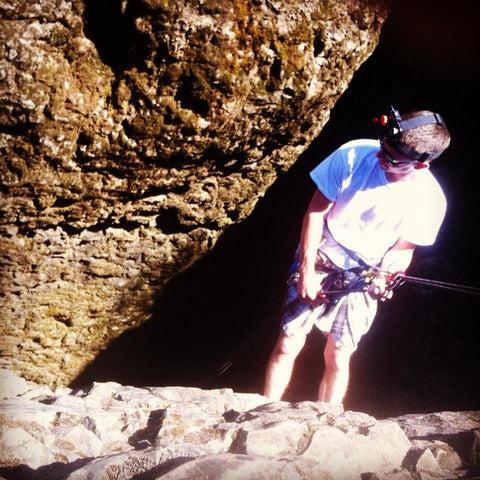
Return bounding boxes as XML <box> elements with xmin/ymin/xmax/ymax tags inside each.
<box><xmin>338</xmin><ymin>138</ymin><xmax>380</xmax><ymax>151</ymax></box>
<box><xmin>311</xmin><ymin>138</ymin><xmax>381</xmax><ymax>193</ymax></box>
<box><xmin>336</xmin><ymin>139</ymin><xmax>380</xmax><ymax>169</ymax></box>
<box><xmin>410</xmin><ymin>169</ymin><xmax>447</xmax><ymax>205</ymax></box>
<box><xmin>336</xmin><ymin>139</ymin><xmax>381</xmax><ymax>177</ymax></box>
<box><xmin>414</xmin><ymin>168</ymin><xmax>443</xmax><ymax>188</ymax></box>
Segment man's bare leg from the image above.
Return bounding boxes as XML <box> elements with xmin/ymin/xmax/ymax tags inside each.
<box><xmin>264</xmin><ymin>332</ymin><xmax>306</xmax><ymax>400</ymax></box>
<box><xmin>318</xmin><ymin>334</ymin><xmax>353</xmax><ymax>404</ymax></box>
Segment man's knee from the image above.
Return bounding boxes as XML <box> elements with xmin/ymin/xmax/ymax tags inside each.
<box><xmin>274</xmin><ymin>332</ymin><xmax>306</xmax><ymax>357</ymax></box>
<box><xmin>323</xmin><ymin>336</ymin><xmax>352</xmax><ymax>373</ymax></box>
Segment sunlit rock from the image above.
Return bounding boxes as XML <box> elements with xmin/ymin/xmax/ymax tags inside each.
<box><xmin>0</xmin><ymin>370</ymin><xmax>477</xmax><ymax>479</ymax></box>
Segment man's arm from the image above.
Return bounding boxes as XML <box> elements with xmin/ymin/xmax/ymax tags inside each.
<box><xmin>297</xmin><ymin>189</ymin><xmax>333</xmax><ymax>302</ymax></box>
<box><xmin>381</xmin><ymin>237</ymin><xmax>416</xmax><ymax>273</ymax></box>
<box><xmin>369</xmin><ymin>237</ymin><xmax>415</xmax><ymax>300</ymax></box>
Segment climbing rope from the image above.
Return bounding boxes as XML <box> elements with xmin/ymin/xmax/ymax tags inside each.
<box><xmin>404</xmin><ymin>274</ymin><xmax>480</xmax><ymax>295</ymax></box>
<box><xmin>384</xmin><ymin>271</ymin><xmax>480</xmax><ymax>296</ymax></box>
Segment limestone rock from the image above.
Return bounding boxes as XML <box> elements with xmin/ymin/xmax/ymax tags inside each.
<box><xmin>0</xmin><ymin>369</ymin><xmax>30</xmax><ymax>399</ymax></box>
<box><xmin>410</xmin><ymin>439</ymin><xmax>463</xmax><ymax>474</ymax></box>
<box><xmin>0</xmin><ymin>370</ymin><xmax>478</xmax><ymax>479</ymax></box>
<box><xmin>154</xmin><ymin>453</ymin><xmax>334</xmax><ymax>480</ymax></box>
<box><xmin>394</xmin><ymin>411</ymin><xmax>480</xmax><ymax>477</ymax></box>
<box><xmin>0</xmin><ymin>0</ymin><xmax>387</xmax><ymax>386</ymax></box>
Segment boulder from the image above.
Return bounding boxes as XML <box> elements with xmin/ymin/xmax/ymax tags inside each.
<box><xmin>0</xmin><ymin>0</ymin><xmax>387</xmax><ymax>386</ymax></box>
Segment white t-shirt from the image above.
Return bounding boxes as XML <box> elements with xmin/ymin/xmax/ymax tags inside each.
<box><xmin>310</xmin><ymin>139</ymin><xmax>447</xmax><ymax>268</ymax></box>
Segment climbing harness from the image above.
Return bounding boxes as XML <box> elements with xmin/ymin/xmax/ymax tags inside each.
<box><xmin>319</xmin><ymin>267</ymin><xmax>370</xmax><ymax>303</ymax></box>
<box><xmin>322</xmin><ymin>268</ymin><xmax>480</xmax><ymax>297</ymax></box>
<box><xmin>286</xmin><ymin>265</ymin><xmax>372</xmax><ymax>305</ymax></box>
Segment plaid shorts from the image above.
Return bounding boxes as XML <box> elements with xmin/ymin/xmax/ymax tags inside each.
<box><xmin>280</xmin><ymin>251</ymin><xmax>378</xmax><ymax>351</ymax></box>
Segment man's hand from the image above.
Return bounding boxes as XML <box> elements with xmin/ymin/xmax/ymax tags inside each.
<box><xmin>368</xmin><ymin>274</ymin><xmax>393</xmax><ymax>301</ymax></box>
<box><xmin>296</xmin><ymin>189</ymin><xmax>333</xmax><ymax>305</ymax></box>
<box><xmin>297</xmin><ymin>271</ymin><xmax>329</xmax><ymax>304</ymax></box>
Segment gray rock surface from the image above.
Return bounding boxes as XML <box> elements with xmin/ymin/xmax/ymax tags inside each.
<box><xmin>1</xmin><ymin>369</ymin><xmax>479</xmax><ymax>479</ymax></box>
<box><xmin>0</xmin><ymin>0</ymin><xmax>387</xmax><ymax>387</ymax></box>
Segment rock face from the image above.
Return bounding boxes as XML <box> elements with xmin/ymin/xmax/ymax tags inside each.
<box><xmin>1</xmin><ymin>369</ymin><xmax>478</xmax><ymax>479</ymax></box>
<box><xmin>0</xmin><ymin>0</ymin><xmax>387</xmax><ymax>386</ymax></box>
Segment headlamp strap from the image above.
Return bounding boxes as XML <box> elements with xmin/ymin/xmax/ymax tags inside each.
<box><xmin>394</xmin><ymin>112</ymin><xmax>445</xmax><ymax>133</ymax></box>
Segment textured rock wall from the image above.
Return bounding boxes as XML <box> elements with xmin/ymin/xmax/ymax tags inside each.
<box><xmin>1</xmin><ymin>369</ymin><xmax>479</xmax><ymax>479</ymax></box>
<box><xmin>0</xmin><ymin>0</ymin><xmax>387</xmax><ymax>386</ymax></box>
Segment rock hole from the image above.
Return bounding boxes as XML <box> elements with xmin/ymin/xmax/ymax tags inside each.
<box><xmin>313</xmin><ymin>34</ymin><xmax>325</xmax><ymax>56</ymax></box>
<box><xmin>82</xmin><ymin>0</ymin><xmax>149</xmax><ymax>73</ymax></box>
<box><xmin>175</xmin><ymin>75</ymin><xmax>210</xmax><ymax>116</ymax></box>
<box><xmin>270</xmin><ymin>57</ymin><xmax>282</xmax><ymax>80</ymax></box>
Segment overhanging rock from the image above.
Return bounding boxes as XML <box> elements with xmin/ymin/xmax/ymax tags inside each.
<box><xmin>0</xmin><ymin>0</ymin><xmax>387</xmax><ymax>385</ymax></box>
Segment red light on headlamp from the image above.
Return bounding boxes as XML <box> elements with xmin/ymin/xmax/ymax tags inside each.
<box><xmin>379</xmin><ymin>114</ymin><xmax>389</xmax><ymax>126</ymax></box>
<box><xmin>372</xmin><ymin>115</ymin><xmax>391</xmax><ymax>126</ymax></box>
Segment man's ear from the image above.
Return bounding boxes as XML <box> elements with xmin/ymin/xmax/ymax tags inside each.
<box><xmin>414</xmin><ymin>162</ymin><xmax>430</xmax><ymax>170</ymax></box>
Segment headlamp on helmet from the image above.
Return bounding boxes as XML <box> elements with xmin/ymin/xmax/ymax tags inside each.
<box><xmin>373</xmin><ymin>105</ymin><xmax>447</xmax><ymax>162</ymax></box>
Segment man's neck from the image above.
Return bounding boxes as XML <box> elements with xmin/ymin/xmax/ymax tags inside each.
<box><xmin>385</xmin><ymin>169</ymin><xmax>420</xmax><ymax>183</ymax></box>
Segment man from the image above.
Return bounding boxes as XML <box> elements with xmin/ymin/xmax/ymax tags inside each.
<box><xmin>264</xmin><ymin>105</ymin><xmax>451</xmax><ymax>404</ymax></box>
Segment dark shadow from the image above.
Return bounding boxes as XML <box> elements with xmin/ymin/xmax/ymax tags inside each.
<box><xmin>70</xmin><ymin>137</ymin><xmax>322</xmax><ymax>395</ymax></box>
<box><xmin>283</xmin><ymin>329</ymin><xmax>327</xmax><ymax>402</ymax></box>
<box><xmin>0</xmin><ymin>458</ymin><xmax>93</xmax><ymax>480</ymax></box>
<box><xmin>0</xmin><ymin>465</ymin><xmax>34</xmax><ymax>480</ymax></box>
<box><xmin>129</xmin><ymin>409</ymin><xmax>165</xmax><ymax>448</ymax></box>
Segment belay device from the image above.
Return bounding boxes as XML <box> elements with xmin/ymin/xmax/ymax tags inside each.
<box><xmin>373</xmin><ymin>104</ymin><xmax>448</xmax><ymax>162</ymax></box>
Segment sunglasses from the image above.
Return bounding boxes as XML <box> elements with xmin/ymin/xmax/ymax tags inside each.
<box><xmin>380</xmin><ymin>142</ymin><xmax>413</xmax><ymax>166</ymax></box>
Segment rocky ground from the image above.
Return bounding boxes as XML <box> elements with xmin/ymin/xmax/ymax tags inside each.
<box><xmin>1</xmin><ymin>369</ymin><xmax>479</xmax><ymax>479</ymax></box>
